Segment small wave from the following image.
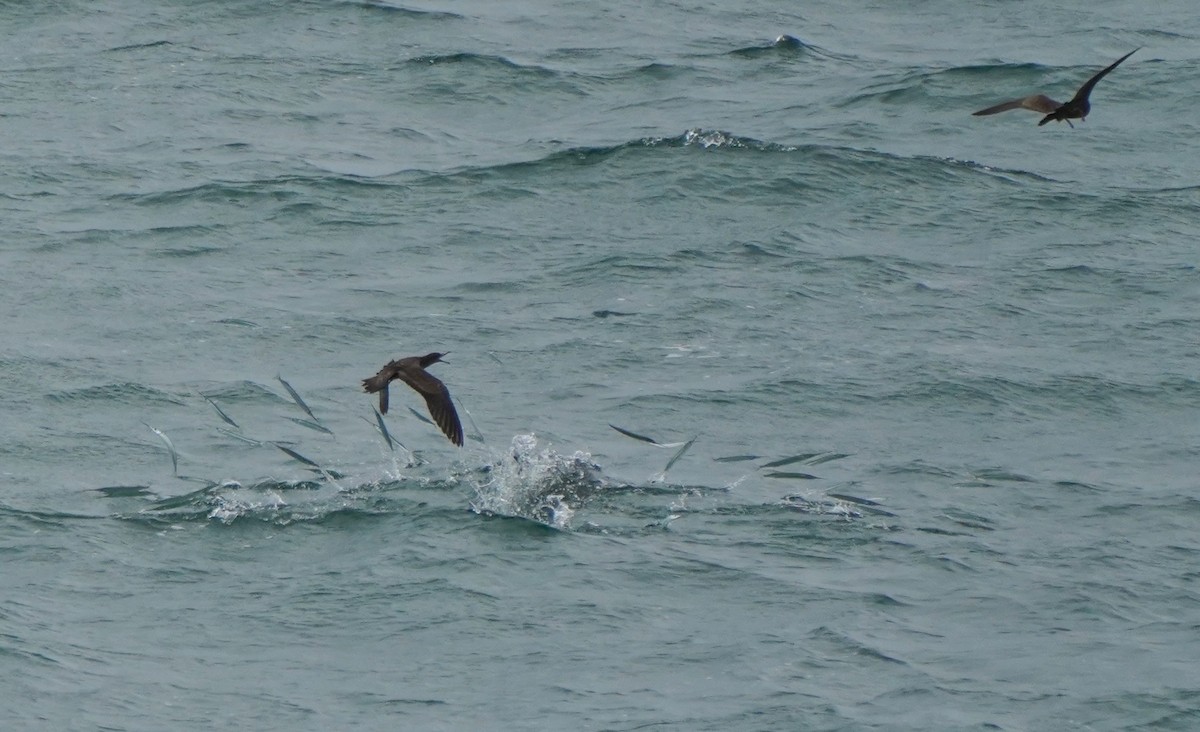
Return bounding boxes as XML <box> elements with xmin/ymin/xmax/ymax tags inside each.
<box><xmin>93</xmin><ymin>485</ymin><xmax>155</xmax><ymax>498</ymax></box>
<box><xmin>405</xmin><ymin>52</ymin><xmax>558</xmax><ymax>79</ymax></box>
<box><xmin>151</xmin><ymin>242</ymin><xmax>227</xmax><ymax>258</ymax></box>
<box><xmin>809</xmin><ymin>626</ymin><xmax>909</xmax><ymax>666</ymax></box>
<box><xmin>845</xmin><ymin>62</ymin><xmax>1056</xmax><ymax>113</ymax></box>
<box><xmin>950</xmin><ymin>61</ymin><xmax>1051</xmax><ymax>79</ymax></box>
<box><xmin>777</xmin><ymin>484</ymin><xmax>897</xmax><ymax>519</ymax></box>
<box><xmin>425</xmin><ymin>128</ymin><xmax>807</xmax><ymax>185</ymax></box>
<box><xmin>214</xmin><ymin>318</ymin><xmax>259</xmax><ymax>328</ymax></box>
<box><xmin>676</xmin><ymin>128</ymin><xmax>795</xmax><ymax>152</ymax></box>
<box><xmin>429</xmin><ymin>131</ymin><xmax>1045</xmax><ymax>199</ymax></box>
<box><xmin>0</xmin><ymin>503</ymin><xmax>104</xmax><ymax>526</ymax></box>
<box><xmin>398</xmin><ymin>52</ymin><xmax>590</xmax><ymax>101</ymax></box>
<box><xmin>351</xmin><ymin>0</ymin><xmax>462</xmax><ymax>20</ymax></box>
<box><xmin>47</xmin><ymin>382</ymin><xmax>185</xmax><ymax>407</ymax></box>
<box><xmin>117</xmin><ymin>478</ymin><xmax>379</xmax><ymax>526</ymax></box>
<box><xmin>891</xmin><ymin>372</ymin><xmax>1200</xmax><ymax>419</ymax></box>
<box><xmin>626</xmin><ymin>61</ymin><xmax>682</xmax><ymax>79</ymax></box>
<box><xmin>729</xmin><ymin>34</ymin><xmax>812</xmax><ymax>59</ymax></box>
<box><xmin>199</xmin><ymin>379</ymin><xmax>285</xmax><ymax>403</ymax></box>
<box><xmin>104</xmin><ymin>40</ymin><xmax>173</xmax><ymax>54</ymax></box>
<box><xmin>302</xmin><ymin>156</ymin><xmax>409</xmax><ymax>179</ymax></box>
<box><xmin>638</xmin><ymin>126</ymin><xmax>794</xmax><ymax>153</ymax></box>
<box><xmin>107</xmin><ymin>175</ymin><xmax>391</xmax><ymax>211</ymax></box>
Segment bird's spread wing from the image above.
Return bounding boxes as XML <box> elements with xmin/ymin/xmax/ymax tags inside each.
<box><xmin>425</xmin><ymin>391</ymin><xmax>463</xmax><ymax>447</ymax></box>
<box><xmin>378</xmin><ymin>386</ymin><xmax>390</xmax><ymax>415</ymax></box>
<box><xmin>1069</xmin><ymin>48</ymin><xmax>1139</xmax><ymax>104</ymax></box>
<box><xmin>973</xmin><ymin>94</ymin><xmax>1061</xmax><ymax>116</ymax></box>
<box><xmin>397</xmin><ymin>370</ymin><xmax>463</xmax><ymax>446</ymax></box>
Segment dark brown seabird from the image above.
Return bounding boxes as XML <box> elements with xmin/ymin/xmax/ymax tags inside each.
<box><xmin>362</xmin><ymin>352</ymin><xmax>463</xmax><ymax>447</ymax></box>
<box><xmin>972</xmin><ymin>48</ymin><xmax>1139</xmax><ymax>127</ymax></box>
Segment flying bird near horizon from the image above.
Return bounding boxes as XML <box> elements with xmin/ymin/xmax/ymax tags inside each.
<box><xmin>972</xmin><ymin>48</ymin><xmax>1139</xmax><ymax>127</ymax></box>
<box><xmin>362</xmin><ymin>352</ymin><xmax>463</xmax><ymax>447</ymax></box>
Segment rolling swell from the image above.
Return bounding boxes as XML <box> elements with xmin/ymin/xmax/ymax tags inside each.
<box><xmin>406</xmin><ymin>52</ymin><xmax>556</xmax><ymax>75</ymax></box>
<box><xmin>348</xmin><ymin>0</ymin><xmax>463</xmax><ymax>20</ymax></box>
<box><xmin>74</xmin><ymin>130</ymin><xmax>1083</xmax><ymax>228</ymax></box>
<box><xmin>47</xmin><ymin>382</ymin><xmax>186</xmax><ymax>407</ymax></box>
<box><xmin>425</xmin><ymin>129</ymin><xmax>1018</xmax><ymax>190</ymax></box>
<box><xmin>400</xmin><ymin>52</ymin><xmax>590</xmax><ymax>99</ymax></box>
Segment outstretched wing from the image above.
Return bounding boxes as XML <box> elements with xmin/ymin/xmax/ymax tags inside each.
<box><xmin>1069</xmin><ymin>48</ymin><xmax>1139</xmax><ymax>105</ymax></box>
<box><xmin>397</xmin><ymin>370</ymin><xmax>464</xmax><ymax>447</ymax></box>
<box><xmin>973</xmin><ymin>94</ymin><xmax>1061</xmax><ymax>116</ymax></box>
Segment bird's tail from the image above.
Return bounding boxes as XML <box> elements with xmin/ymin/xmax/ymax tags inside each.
<box><xmin>362</xmin><ymin>375</ymin><xmax>387</xmax><ymax>393</ymax></box>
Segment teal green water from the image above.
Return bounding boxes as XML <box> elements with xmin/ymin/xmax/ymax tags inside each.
<box><xmin>3</xmin><ymin>2</ymin><xmax>1199</xmax><ymax>730</ymax></box>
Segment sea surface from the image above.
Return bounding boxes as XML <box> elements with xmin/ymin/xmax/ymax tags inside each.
<box><xmin>2</xmin><ymin>1</ymin><xmax>1198</xmax><ymax>730</ymax></box>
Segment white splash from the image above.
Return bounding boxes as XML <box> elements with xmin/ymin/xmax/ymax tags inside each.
<box><xmin>468</xmin><ymin>434</ymin><xmax>603</xmax><ymax>530</ymax></box>
<box><xmin>208</xmin><ymin>487</ymin><xmax>287</xmax><ymax>524</ymax></box>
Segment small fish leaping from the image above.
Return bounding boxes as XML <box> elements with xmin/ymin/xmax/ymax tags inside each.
<box><xmin>362</xmin><ymin>353</ymin><xmax>463</xmax><ymax>446</ymax></box>
<box><xmin>973</xmin><ymin>48</ymin><xmax>1139</xmax><ymax>127</ymax></box>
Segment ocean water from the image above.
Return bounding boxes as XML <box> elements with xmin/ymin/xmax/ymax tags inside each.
<box><xmin>3</xmin><ymin>1</ymin><xmax>1199</xmax><ymax>729</ymax></box>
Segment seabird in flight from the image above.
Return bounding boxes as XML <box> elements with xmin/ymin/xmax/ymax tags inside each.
<box><xmin>362</xmin><ymin>353</ymin><xmax>463</xmax><ymax>446</ymax></box>
<box><xmin>973</xmin><ymin>48</ymin><xmax>1139</xmax><ymax>127</ymax></box>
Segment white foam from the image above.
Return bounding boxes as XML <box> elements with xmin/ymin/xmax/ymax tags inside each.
<box><xmin>468</xmin><ymin>434</ymin><xmax>603</xmax><ymax>530</ymax></box>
